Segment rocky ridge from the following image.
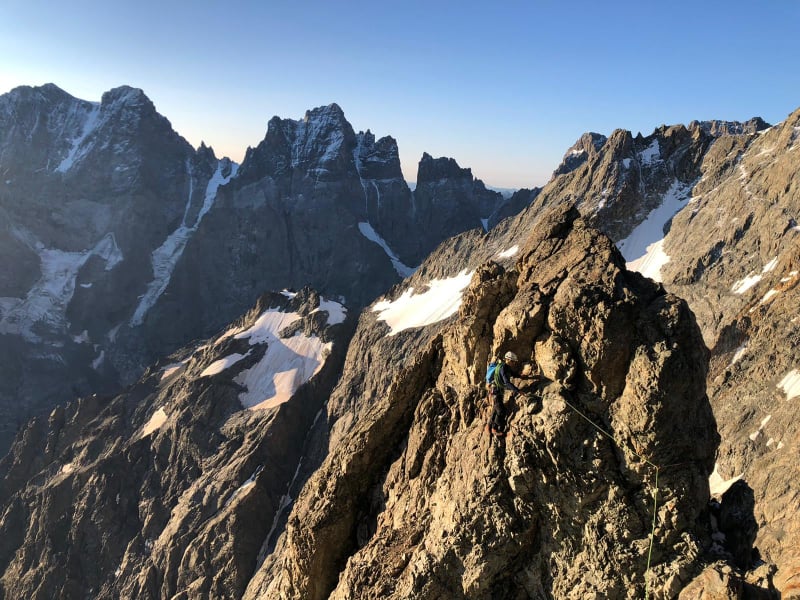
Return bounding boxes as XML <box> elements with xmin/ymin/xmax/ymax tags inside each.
<box><xmin>243</xmin><ymin>205</ymin><xmax>733</xmax><ymax>599</ymax></box>
<box><xmin>512</xmin><ymin>109</ymin><xmax>800</xmax><ymax>595</ymax></box>
<box><xmin>0</xmin><ymin>288</ymin><xmax>352</xmax><ymax>599</ymax></box>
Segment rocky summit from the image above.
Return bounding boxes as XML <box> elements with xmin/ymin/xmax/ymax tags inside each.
<box><xmin>243</xmin><ymin>205</ymin><xmax>726</xmax><ymax>599</ymax></box>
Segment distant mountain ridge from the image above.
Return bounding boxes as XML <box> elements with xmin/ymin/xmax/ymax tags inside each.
<box><xmin>0</xmin><ymin>84</ymin><xmax>535</xmax><ymax>452</ymax></box>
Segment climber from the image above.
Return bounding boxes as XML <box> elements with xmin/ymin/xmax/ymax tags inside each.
<box><xmin>488</xmin><ymin>351</ymin><xmax>533</xmax><ymax>437</ymax></box>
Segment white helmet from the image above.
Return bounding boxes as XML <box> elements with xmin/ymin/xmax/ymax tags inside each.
<box><xmin>504</xmin><ymin>351</ymin><xmax>518</xmax><ymax>362</ymax></box>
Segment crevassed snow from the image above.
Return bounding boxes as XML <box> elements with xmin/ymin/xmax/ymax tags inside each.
<box><xmin>617</xmin><ymin>180</ymin><xmax>689</xmax><ymax>281</ymax></box>
<box><xmin>497</xmin><ymin>245</ymin><xmax>519</xmax><ymax>259</ymax></box>
<box><xmin>358</xmin><ymin>222</ymin><xmax>416</xmax><ymax>278</ymax></box>
<box><xmin>777</xmin><ymin>369</ymin><xmax>800</xmax><ymax>400</ymax></box>
<box><xmin>708</xmin><ymin>463</ymin><xmax>743</xmax><ymax>496</ymax></box>
<box><xmin>372</xmin><ymin>269</ymin><xmax>474</xmax><ymax>336</ymax></box>
<box><xmin>130</xmin><ymin>161</ymin><xmax>237</xmax><ymax>326</ymax></box>
<box><xmin>0</xmin><ymin>233</ymin><xmax>122</xmax><ymax>341</ymax></box>
<box><xmin>200</xmin><ymin>351</ymin><xmax>252</xmax><ymax>377</ymax></box>
<box><xmin>56</xmin><ymin>103</ymin><xmax>101</xmax><ymax>173</ymax></box>
<box><xmin>140</xmin><ymin>408</ymin><xmax>168</xmax><ymax>438</ymax></box>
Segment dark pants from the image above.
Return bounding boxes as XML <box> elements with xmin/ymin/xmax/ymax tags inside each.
<box><xmin>490</xmin><ymin>387</ymin><xmax>508</xmax><ymax>432</ymax></box>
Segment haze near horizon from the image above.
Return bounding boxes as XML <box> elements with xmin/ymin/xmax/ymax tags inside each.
<box><xmin>1</xmin><ymin>0</ymin><xmax>798</xmax><ymax>189</ymax></box>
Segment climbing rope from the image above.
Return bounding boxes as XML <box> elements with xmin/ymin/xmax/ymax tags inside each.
<box><xmin>561</xmin><ymin>398</ymin><xmax>661</xmax><ymax>600</ymax></box>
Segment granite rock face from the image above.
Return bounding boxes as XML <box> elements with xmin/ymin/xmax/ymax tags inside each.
<box><xmin>519</xmin><ymin>108</ymin><xmax>798</xmax><ymax>595</ymax></box>
<box><xmin>244</xmin><ymin>206</ymin><xmax>722</xmax><ymax>599</ymax></box>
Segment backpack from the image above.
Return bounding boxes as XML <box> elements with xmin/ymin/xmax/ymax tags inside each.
<box><xmin>485</xmin><ymin>359</ymin><xmax>504</xmax><ymax>389</ymax></box>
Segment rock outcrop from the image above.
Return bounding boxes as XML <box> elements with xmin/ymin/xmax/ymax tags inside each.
<box><xmin>514</xmin><ymin>108</ymin><xmax>798</xmax><ymax>595</ymax></box>
<box><xmin>0</xmin><ymin>289</ymin><xmax>352</xmax><ymax>599</ymax></box>
<box><xmin>244</xmin><ymin>205</ymin><xmax>723</xmax><ymax>599</ymax></box>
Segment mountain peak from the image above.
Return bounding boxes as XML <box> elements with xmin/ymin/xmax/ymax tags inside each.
<box><xmin>100</xmin><ymin>86</ymin><xmax>152</xmax><ymax>110</ymax></box>
<box><xmin>417</xmin><ymin>153</ymin><xmax>473</xmax><ymax>183</ymax></box>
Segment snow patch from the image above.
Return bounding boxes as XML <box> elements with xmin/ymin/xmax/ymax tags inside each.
<box><xmin>160</xmin><ymin>361</ymin><xmax>188</xmax><ymax>381</ymax></box>
<box><xmin>358</xmin><ymin>222</ymin><xmax>416</xmax><ymax>278</ymax></box>
<box><xmin>497</xmin><ymin>245</ymin><xmax>519</xmax><ymax>259</ymax></box>
<box><xmin>762</xmin><ymin>257</ymin><xmax>779</xmax><ymax>273</ymax></box>
<box><xmin>372</xmin><ymin>269</ymin><xmax>474</xmax><ymax>336</ymax></box>
<box><xmin>777</xmin><ymin>369</ymin><xmax>800</xmax><ymax>400</ymax></box>
<box><xmin>708</xmin><ymin>463</ymin><xmax>743</xmax><ymax>496</ymax></box>
<box><xmin>200</xmin><ymin>351</ymin><xmax>252</xmax><ymax>377</ymax></box>
<box><xmin>0</xmin><ymin>233</ymin><xmax>122</xmax><ymax>341</ymax></box>
<box><xmin>130</xmin><ymin>161</ymin><xmax>237</xmax><ymax>327</ymax></box>
<box><xmin>224</xmin><ymin>466</ymin><xmax>263</xmax><ymax>508</ymax></box>
<box><xmin>91</xmin><ymin>350</ymin><xmax>105</xmax><ymax>370</ymax></box>
<box><xmin>731</xmin><ymin>274</ymin><xmax>762</xmax><ymax>295</ymax></box>
<box><xmin>617</xmin><ymin>180</ymin><xmax>689</xmax><ymax>281</ymax></box>
<box><xmin>732</xmin><ymin>257</ymin><xmax>781</xmax><ymax>295</ymax></box>
<box><xmin>56</xmin><ymin>103</ymin><xmax>101</xmax><ymax>173</ymax></box>
<box><xmin>729</xmin><ymin>343</ymin><xmax>748</xmax><ymax>367</ymax></box>
<box><xmin>758</xmin><ymin>289</ymin><xmax>779</xmax><ymax>305</ymax></box>
<box><xmin>639</xmin><ymin>139</ymin><xmax>661</xmax><ymax>165</ymax></box>
<box><xmin>749</xmin><ymin>414</ymin><xmax>772</xmax><ymax>441</ymax></box>
<box><xmin>236</xmin><ymin>333</ymin><xmax>331</xmax><ymax>410</ymax></box>
<box><xmin>140</xmin><ymin>408</ymin><xmax>168</xmax><ymax>438</ymax></box>
<box><xmin>626</xmin><ymin>239</ymin><xmax>669</xmax><ymax>282</ymax></box>
<box><xmin>212</xmin><ymin>305</ymin><xmax>340</xmax><ymax>410</ymax></box>
<box><xmin>311</xmin><ymin>299</ymin><xmax>347</xmax><ymax>325</ymax></box>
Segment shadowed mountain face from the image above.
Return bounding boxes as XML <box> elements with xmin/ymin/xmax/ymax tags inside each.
<box><xmin>0</xmin><ymin>288</ymin><xmax>354</xmax><ymax>599</ymax></box>
<box><xmin>0</xmin><ymin>86</ymin><xmax>531</xmax><ymax>454</ymax></box>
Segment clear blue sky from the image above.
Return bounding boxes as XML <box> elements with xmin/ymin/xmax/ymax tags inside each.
<box><xmin>1</xmin><ymin>0</ymin><xmax>798</xmax><ymax>188</ymax></box>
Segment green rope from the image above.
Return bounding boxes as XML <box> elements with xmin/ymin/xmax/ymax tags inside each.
<box><xmin>561</xmin><ymin>398</ymin><xmax>661</xmax><ymax>598</ymax></box>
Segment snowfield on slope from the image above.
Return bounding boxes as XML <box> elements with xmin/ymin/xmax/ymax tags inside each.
<box><xmin>203</xmin><ymin>299</ymin><xmax>345</xmax><ymax>410</ymax></box>
<box><xmin>372</xmin><ymin>269</ymin><xmax>473</xmax><ymax>336</ymax></box>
